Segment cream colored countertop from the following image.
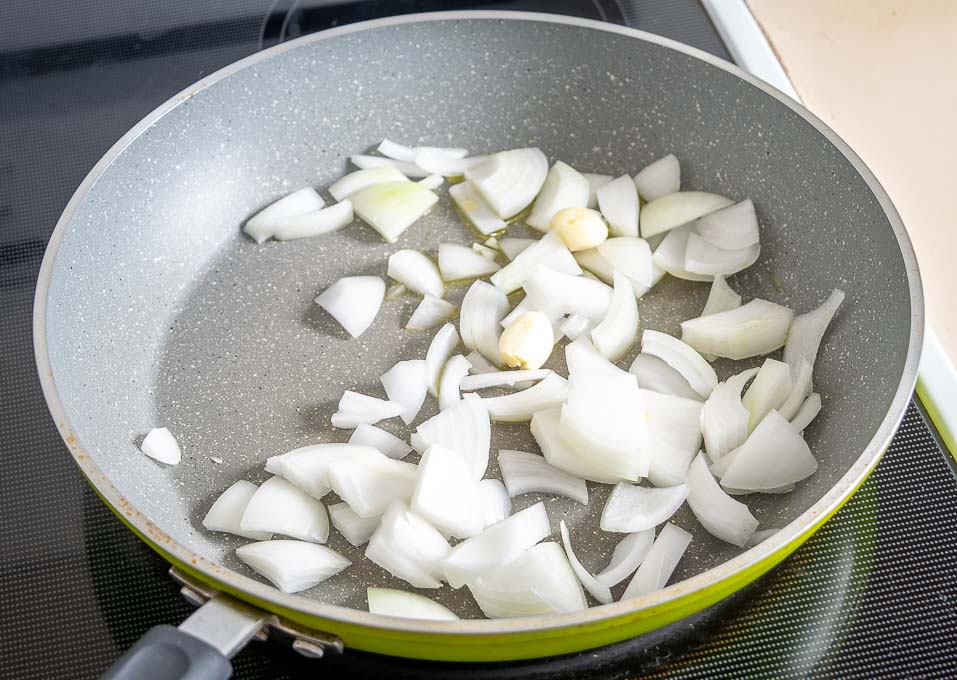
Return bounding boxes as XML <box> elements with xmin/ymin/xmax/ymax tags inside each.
<box><xmin>747</xmin><ymin>0</ymin><xmax>957</xmax><ymax>363</ymax></box>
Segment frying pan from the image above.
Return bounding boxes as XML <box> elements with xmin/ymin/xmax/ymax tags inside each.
<box><xmin>33</xmin><ymin>10</ymin><xmax>922</xmax><ymax>678</ymax></box>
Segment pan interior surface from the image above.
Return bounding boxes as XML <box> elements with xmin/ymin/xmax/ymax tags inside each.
<box><xmin>43</xmin><ymin>17</ymin><xmax>912</xmax><ymax>620</ymax></box>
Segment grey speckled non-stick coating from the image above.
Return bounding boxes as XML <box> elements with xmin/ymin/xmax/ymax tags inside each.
<box><xmin>40</xmin><ymin>14</ymin><xmax>917</xmax><ymax>624</ymax></box>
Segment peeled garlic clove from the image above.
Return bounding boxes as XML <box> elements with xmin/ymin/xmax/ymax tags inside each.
<box><xmin>499</xmin><ymin>311</ymin><xmax>555</xmax><ymax>370</ymax></box>
<box><xmin>550</xmin><ymin>207</ymin><xmax>609</xmax><ymax>252</ymax></box>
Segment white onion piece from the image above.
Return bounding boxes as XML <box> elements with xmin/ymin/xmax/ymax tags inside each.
<box><xmin>600</xmin><ymin>482</ymin><xmax>688</xmax><ymax>533</ymax></box>
<box><xmin>685</xmin><ymin>453</ymin><xmax>757</xmax><ymax>547</ymax></box>
<box><xmin>720</xmin><ymin>410</ymin><xmax>818</xmax><ymax>491</ymax></box>
<box><xmin>350</xmin><ymin>154</ymin><xmax>430</xmax><ymax>178</ymax></box>
<box><xmin>596</xmin><ymin>236</ymin><xmax>654</xmax><ymax>292</ymax></box>
<box><xmin>651</xmin><ymin>224</ymin><xmax>713</xmax><ymax>282</ymax></box>
<box><xmin>622</xmin><ymin>523</ymin><xmax>692</xmax><ymax>598</ymax></box>
<box><xmin>783</xmin><ymin>289</ymin><xmax>846</xmax><ymax>375</ymax></box>
<box><xmin>791</xmin><ymin>392</ymin><xmax>822</xmax><ymax>432</ymax></box>
<box><xmin>497</xmin><ymin>449</ymin><xmax>588</xmax><ymax>504</ymax></box>
<box><xmin>643</xmin><ymin>390</ymin><xmax>704</xmax><ymax>487</ymax></box>
<box><xmin>331</xmin><ymin>390</ymin><xmax>405</xmax><ymax>429</ymax></box>
<box><xmin>482</xmin><ymin>373</ymin><xmax>568</xmax><ymax>423</ymax></box>
<box><xmin>583</xmin><ymin>173</ymin><xmax>614</xmax><ymax>208</ymax></box>
<box><xmin>367</xmin><ymin>587</ymin><xmax>459</xmax><ymax>621</ymax></box>
<box><xmin>472</xmin><ymin>242</ymin><xmax>499</xmax><ymax>260</ymax></box>
<box><xmin>438</xmin><ymin>243</ymin><xmax>501</xmax><ymax>281</ymax></box>
<box><xmin>708</xmin><ymin>449</ymin><xmax>738</xmax><ymax>479</ymax></box>
<box><xmin>633</xmin><ymin>154</ymin><xmax>680</xmax><ymax>202</ymax></box>
<box><xmin>327</xmin><ymin>456</ymin><xmax>418</xmax><ymax>518</ymax></box>
<box><xmin>243</xmin><ymin>187</ymin><xmax>324</xmax><ymax>243</ymax></box>
<box><xmin>240</xmin><ymin>476</ymin><xmax>329</xmax><ymax>543</ymax></box>
<box><xmin>141</xmin><ymin>427</ymin><xmax>181</xmax><ymax>465</ymax></box>
<box><xmin>461</xmin><ymin>369</ymin><xmax>551</xmax><ymax>391</ymax></box>
<box><xmin>460</xmin><ymin>280</ymin><xmax>509</xmax><ymax>367</ymax></box>
<box><xmin>465</xmin><ymin>148</ymin><xmax>549</xmax><ymax>219</ymax></box>
<box><xmin>595</xmin><ymin>530</ymin><xmax>655</xmax><ymax>587</ymax></box>
<box><xmin>449</xmin><ymin>180</ymin><xmax>507</xmax><ymax>235</ymax></box>
<box><xmin>377</xmin><ymin>139</ymin><xmax>467</xmax><ymax>163</ymax></box>
<box><xmin>315</xmin><ymin>275</ymin><xmax>385</xmax><ymax>339</ymax></box>
<box><xmin>723</xmin><ymin>483</ymin><xmax>795</xmax><ymax>496</ymax></box>
<box><xmin>642</xmin><ymin>330</ymin><xmax>718</xmax><ymax>399</ymax></box>
<box><xmin>498</xmin><ymin>237</ymin><xmax>534</xmax><ymax>261</ymax></box>
<box><xmin>365</xmin><ymin>500</ymin><xmax>451</xmax><ymax>588</ymax></box>
<box><xmin>440</xmin><ymin>502</ymin><xmax>551</xmax><ymax>588</ymax></box>
<box><xmin>411</xmin><ymin>393</ymin><xmax>490</xmax><ymax>479</ymax></box>
<box><xmin>779</xmin><ymin>359</ymin><xmax>813</xmax><ymax>421</ymax></box>
<box><xmin>590</xmin><ymin>271</ymin><xmax>640</xmax><ymax>361</ymax></box>
<box><xmin>574</xmin><ymin>247</ymin><xmax>615</xmax><ymax>284</ymax></box>
<box><xmin>406</xmin><ymin>294</ymin><xmax>456</xmax><ymax>331</ymax></box>
<box><xmin>203</xmin><ymin>481</ymin><xmax>272</xmax><ymax>540</ymax></box>
<box><xmin>348</xmin><ymin>424</ymin><xmax>411</xmax><ymax>460</ymax></box>
<box><xmin>414</xmin><ymin>149</ymin><xmax>487</xmax><ymax>177</ymax></box>
<box><xmin>640</xmin><ymin>191</ymin><xmax>733</xmax><ymax>239</ymax></box>
<box><xmin>531</xmin><ymin>407</ymin><xmax>620</xmax><ymax>484</ymax></box>
<box><xmin>387</xmin><ymin>250</ymin><xmax>444</xmax><ymax>298</ymax></box>
<box><xmin>560</xmin><ymin>314</ymin><xmax>594</xmax><ymax>341</ymax></box>
<box><xmin>560</xmin><ymin>520</ymin><xmax>612</xmax><ymax>604</ymax></box>
<box><xmin>596</xmin><ymin>174</ymin><xmax>640</xmax><ymax>237</ymax></box>
<box><xmin>329</xmin><ymin>166</ymin><xmax>408</xmax><ymax>201</ymax></box>
<box><xmin>629</xmin><ymin>353</ymin><xmax>703</xmax><ymax>401</ymax></box>
<box><xmin>701</xmin><ymin>275</ymin><xmax>742</xmax><ymax>317</ymax></box>
<box><xmin>465</xmin><ymin>349</ymin><xmax>498</xmax><ymax>375</ymax></box>
<box><xmin>477</xmin><ymin>479</ymin><xmax>512</xmax><ymax>528</ymax></box>
<box><xmin>700</xmin><ymin>368</ymin><xmax>759</xmax><ymax>463</ymax></box>
<box><xmin>425</xmin><ymin>323</ymin><xmax>460</xmax><ymax>397</ymax></box>
<box><xmin>680</xmin><ymin>299</ymin><xmax>794</xmax><ymax>360</ymax></box>
<box><xmin>491</xmin><ymin>230</ymin><xmax>581</xmax><ymax>294</ymax></box>
<box><xmin>385</xmin><ymin>283</ymin><xmax>407</xmax><ymax>300</ymax></box>
<box><xmin>273</xmin><ymin>200</ymin><xmax>354</xmax><ymax>241</ymax></box>
<box><xmin>526</xmin><ymin>161</ymin><xmax>590</xmax><ymax>231</ymax></box>
<box><xmin>380</xmin><ymin>359</ymin><xmax>429</xmax><ymax>425</ymax></box>
<box><xmin>523</xmin><ymin>266</ymin><xmax>613</xmax><ymax>322</ymax></box>
<box><xmin>646</xmin><ymin>441</ymin><xmax>697</xmax><ymax>489</ymax></box>
<box><xmin>328</xmin><ymin>502</ymin><xmax>380</xmax><ymax>546</ymax></box>
<box><xmin>694</xmin><ymin>199</ymin><xmax>760</xmax><ymax>249</ymax></box>
<box><xmin>745</xmin><ymin>528</ymin><xmax>779</xmax><ymax>548</ymax></box>
<box><xmin>418</xmin><ymin>174</ymin><xmax>444</xmax><ymax>190</ymax></box>
<box><xmin>742</xmin><ymin>359</ymin><xmax>794</xmax><ymax>432</ymax></box>
<box><xmin>684</xmin><ymin>233</ymin><xmax>760</xmax><ymax>276</ymax></box>
<box><xmin>236</xmin><ymin>540</ymin><xmax>350</xmax><ymax>594</ymax></box>
<box><xmin>412</xmin><ymin>444</ymin><xmax>485</xmax><ymax>539</ymax></box>
<box><xmin>566</xmin><ymin>335</ymin><xmax>630</xmax><ymax>377</ymax></box>
<box><xmin>266</xmin><ymin>443</ymin><xmax>381</xmax><ymax>498</ymax></box>
<box><xmin>438</xmin><ymin>354</ymin><xmax>472</xmax><ymax>411</ymax></box>
<box><xmin>560</xmin><ymin>372</ymin><xmax>649</xmax><ymax>481</ymax></box>
<box><xmin>353</xmin><ymin>181</ymin><xmax>438</xmax><ymax>241</ymax></box>
<box><xmin>468</xmin><ymin>542</ymin><xmax>586</xmax><ymax>618</ymax></box>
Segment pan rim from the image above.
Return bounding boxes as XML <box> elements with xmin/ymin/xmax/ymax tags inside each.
<box><xmin>33</xmin><ymin>10</ymin><xmax>923</xmax><ymax>638</ymax></box>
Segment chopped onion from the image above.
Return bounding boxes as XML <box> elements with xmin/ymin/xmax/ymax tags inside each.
<box><xmin>700</xmin><ymin>368</ymin><xmax>760</xmax><ymax>463</ymax></box>
<box><xmin>641</xmin><ymin>330</ymin><xmax>718</xmax><ymax>399</ymax></box>
<box><xmin>621</xmin><ymin>523</ymin><xmax>692</xmax><ymax>598</ymax></box>
<box><xmin>438</xmin><ymin>354</ymin><xmax>472</xmax><ymax>411</ymax></box>
<box><xmin>240</xmin><ymin>476</ymin><xmax>329</xmax><ymax>543</ymax></box>
<box><xmin>596</xmin><ymin>174</ymin><xmax>640</xmax><ymax>237</ymax></box>
<box><xmin>482</xmin><ymin>373</ymin><xmax>569</xmax><ymax>423</ymax></box>
<box><xmin>329</xmin><ymin>166</ymin><xmax>408</xmax><ymax>201</ymax></box>
<box><xmin>643</xmin><ymin>390</ymin><xmax>704</xmax><ymax>487</ymax></box>
<box><xmin>243</xmin><ymin>187</ymin><xmax>325</xmax><ymax>243</ymax></box>
<box><xmin>348</xmin><ymin>424</ymin><xmax>412</xmax><ymax>460</ymax></box>
<box><xmin>418</xmin><ymin>174</ymin><xmax>445</xmax><ymax>190</ymax></box>
<box><xmin>203</xmin><ymin>480</ymin><xmax>272</xmax><ymax>540</ymax></box>
<box><xmin>498</xmin><ymin>449</ymin><xmax>588</xmax><ymax>504</ymax></box>
<box><xmin>352</xmin><ymin>181</ymin><xmax>439</xmax><ymax>242</ymax></box>
<box><xmin>708</xmin><ymin>449</ymin><xmax>737</xmax><ymax>479</ymax></box>
<box><xmin>645</xmin><ymin>441</ymin><xmax>697</xmax><ymax>489</ymax></box>
<box><xmin>266</xmin><ymin>443</ymin><xmax>381</xmax><ymax>498</ymax></box>
<box><xmin>379</xmin><ymin>359</ymin><xmax>429</xmax><ymax>425</ymax></box>
<box><xmin>386</xmin><ymin>283</ymin><xmax>407</xmax><ymax>300</ymax></box>
<box><xmin>560</xmin><ymin>314</ymin><xmax>594</xmax><ymax>341</ymax></box>
<box><xmin>406</xmin><ymin>294</ymin><xmax>456</xmax><ymax>331</ymax></box>
<box><xmin>723</xmin><ymin>483</ymin><xmax>795</xmax><ymax>496</ymax></box>
<box><xmin>367</xmin><ymin>587</ymin><xmax>459</xmax><ymax>621</ymax></box>
<box><xmin>600</xmin><ymin>482</ymin><xmax>688</xmax><ymax>533</ymax></box>
<box><xmin>640</xmin><ymin>191</ymin><xmax>733</xmax><ymax>239</ymax></box>
<box><xmin>365</xmin><ymin>500</ymin><xmax>451</xmax><ymax>588</ymax></box>
<box><xmin>684</xmin><ymin>233</ymin><xmax>760</xmax><ymax>276</ymax></box>
<box><xmin>438</xmin><ymin>243</ymin><xmax>501</xmax><ymax>281</ymax></box>
<box><xmin>742</xmin><ymin>359</ymin><xmax>794</xmax><ymax>432</ymax></box>
<box><xmin>326</xmin><ymin>456</ymin><xmax>418</xmax><ymax>518</ymax></box>
<box><xmin>791</xmin><ymin>392</ymin><xmax>822</xmax><ymax>432</ymax></box>
<box><xmin>584</xmin><ymin>172</ymin><xmax>614</xmax><ymax>208</ymax></box>
<box><xmin>273</xmin><ymin>200</ymin><xmax>354</xmax><ymax>241</ymax></box>
<box><xmin>779</xmin><ymin>359</ymin><xmax>813</xmax><ymax>421</ymax></box>
<box><xmin>720</xmin><ymin>410</ymin><xmax>818</xmax><ymax>491</ymax></box>
<box><xmin>414</xmin><ymin>148</ymin><xmax>487</xmax><ymax>177</ymax></box>
<box><xmin>411</xmin><ymin>393</ymin><xmax>490</xmax><ymax>479</ymax></box>
<box><xmin>527</xmin><ymin>161</ymin><xmax>590</xmax><ymax>231</ymax></box>
<box><xmin>467</xmin><ymin>542</ymin><xmax>586</xmax><ymax>618</ymax></box>
<box><xmin>651</xmin><ymin>224</ymin><xmax>713</xmax><ymax>282</ymax></box>
<box><xmin>596</xmin><ymin>236</ymin><xmax>654</xmax><ymax>293</ymax></box>
<box><xmin>701</xmin><ymin>275</ymin><xmax>742</xmax><ymax>317</ymax></box>
<box><xmin>560</xmin><ymin>520</ymin><xmax>612</xmax><ymax>604</ymax></box>
<box><xmin>412</xmin><ymin>444</ymin><xmax>485</xmax><ymax>538</ymax></box>
<box><xmin>633</xmin><ymin>154</ymin><xmax>680</xmax><ymax>202</ymax></box>
<box><xmin>331</xmin><ymin>390</ymin><xmax>405</xmax><ymax>429</ymax></box>
<box><xmin>461</xmin><ymin>369</ymin><xmax>551</xmax><ymax>391</ymax></box>
<box><xmin>465</xmin><ymin>349</ymin><xmax>498</xmax><ymax>375</ymax></box>
<box><xmin>745</xmin><ymin>528</ymin><xmax>779</xmax><ymax>548</ymax></box>
<box><xmin>350</xmin><ymin>154</ymin><xmax>430</xmax><ymax>178</ymax></box>
<box><xmin>694</xmin><ymin>199</ymin><xmax>760</xmax><ymax>250</ymax></box>
<box><xmin>783</xmin><ymin>289</ymin><xmax>846</xmax><ymax>375</ymax></box>
<box><xmin>387</xmin><ymin>249</ymin><xmax>444</xmax><ymax>298</ymax></box>
<box><xmin>685</xmin><ymin>453</ymin><xmax>757</xmax><ymax>547</ymax></box>
<box><xmin>566</xmin><ymin>335</ymin><xmax>630</xmax><ymax>377</ymax></box>
<box><xmin>425</xmin><ymin>323</ymin><xmax>460</xmax><ymax>397</ymax></box>
<box><xmin>595</xmin><ymin>530</ymin><xmax>655</xmax><ymax>587</ymax></box>
<box><xmin>377</xmin><ymin>139</ymin><xmax>467</xmax><ymax>163</ymax></box>
<box><xmin>315</xmin><ymin>275</ymin><xmax>385</xmax><ymax>339</ymax></box>
<box><xmin>329</xmin><ymin>502</ymin><xmax>380</xmax><ymax>546</ymax></box>
<box><xmin>477</xmin><ymin>479</ymin><xmax>512</xmax><ymax>528</ymax></box>
<box><xmin>460</xmin><ymin>280</ymin><xmax>509</xmax><ymax>367</ymax></box>
<box><xmin>629</xmin><ymin>353</ymin><xmax>703</xmax><ymax>401</ymax></box>
<box><xmin>498</xmin><ymin>237</ymin><xmax>535</xmax><ymax>261</ymax></box>
<box><xmin>236</xmin><ymin>540</ymin><xmax>350</xmax><ymax>594</ymax></box>
<box><xmin>532</xmin><ymin>407</ymin><xmax>621</xmax><ymax>484</ymax></box>
<box><xmin>590</xmin><ymin>271</ymin><xmax>640</xmax><ymax>361</ymax></box>
<box><xmin>465</xmin><ymin>148</ymin><xmax>549</xmax><ymax>219</ymax></box>
<box><xmin>491</xmin><ymin>230</ymin><xmax>581</xmax><ymax>294</ymax></box>
<box><xmin>472</xmin><ymin>242</ymin><xmax>499</xmax><ymax>260</ymax></box>
<box><xmin>449</xmin><ymin>180</ymin><xmax>507</xmax><ymax>235</ymax></box>
<box><xmin>574</xmin><ymin>247</ymin><xmax>615</xmax><ymax>284</ymax></box>
<box><xmin>523</xmin><ymin>266</ymin><xmax>613</xmax><ymax>322</ymax></box>
<box><xmin>140</xmin><ymin>427</ymin><xmax>181</xmax><ymax>465</ymax></box>
<box><xmin>680</xmin><ymin>299</ymin><xmax>794</xmax><ymax>360</ymax></box>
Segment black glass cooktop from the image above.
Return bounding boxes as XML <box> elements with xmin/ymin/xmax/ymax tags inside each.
<box><xmin>2</xmin><ymin>1</ymin><xmax>955</xmax><ymax>678</ymax></box>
